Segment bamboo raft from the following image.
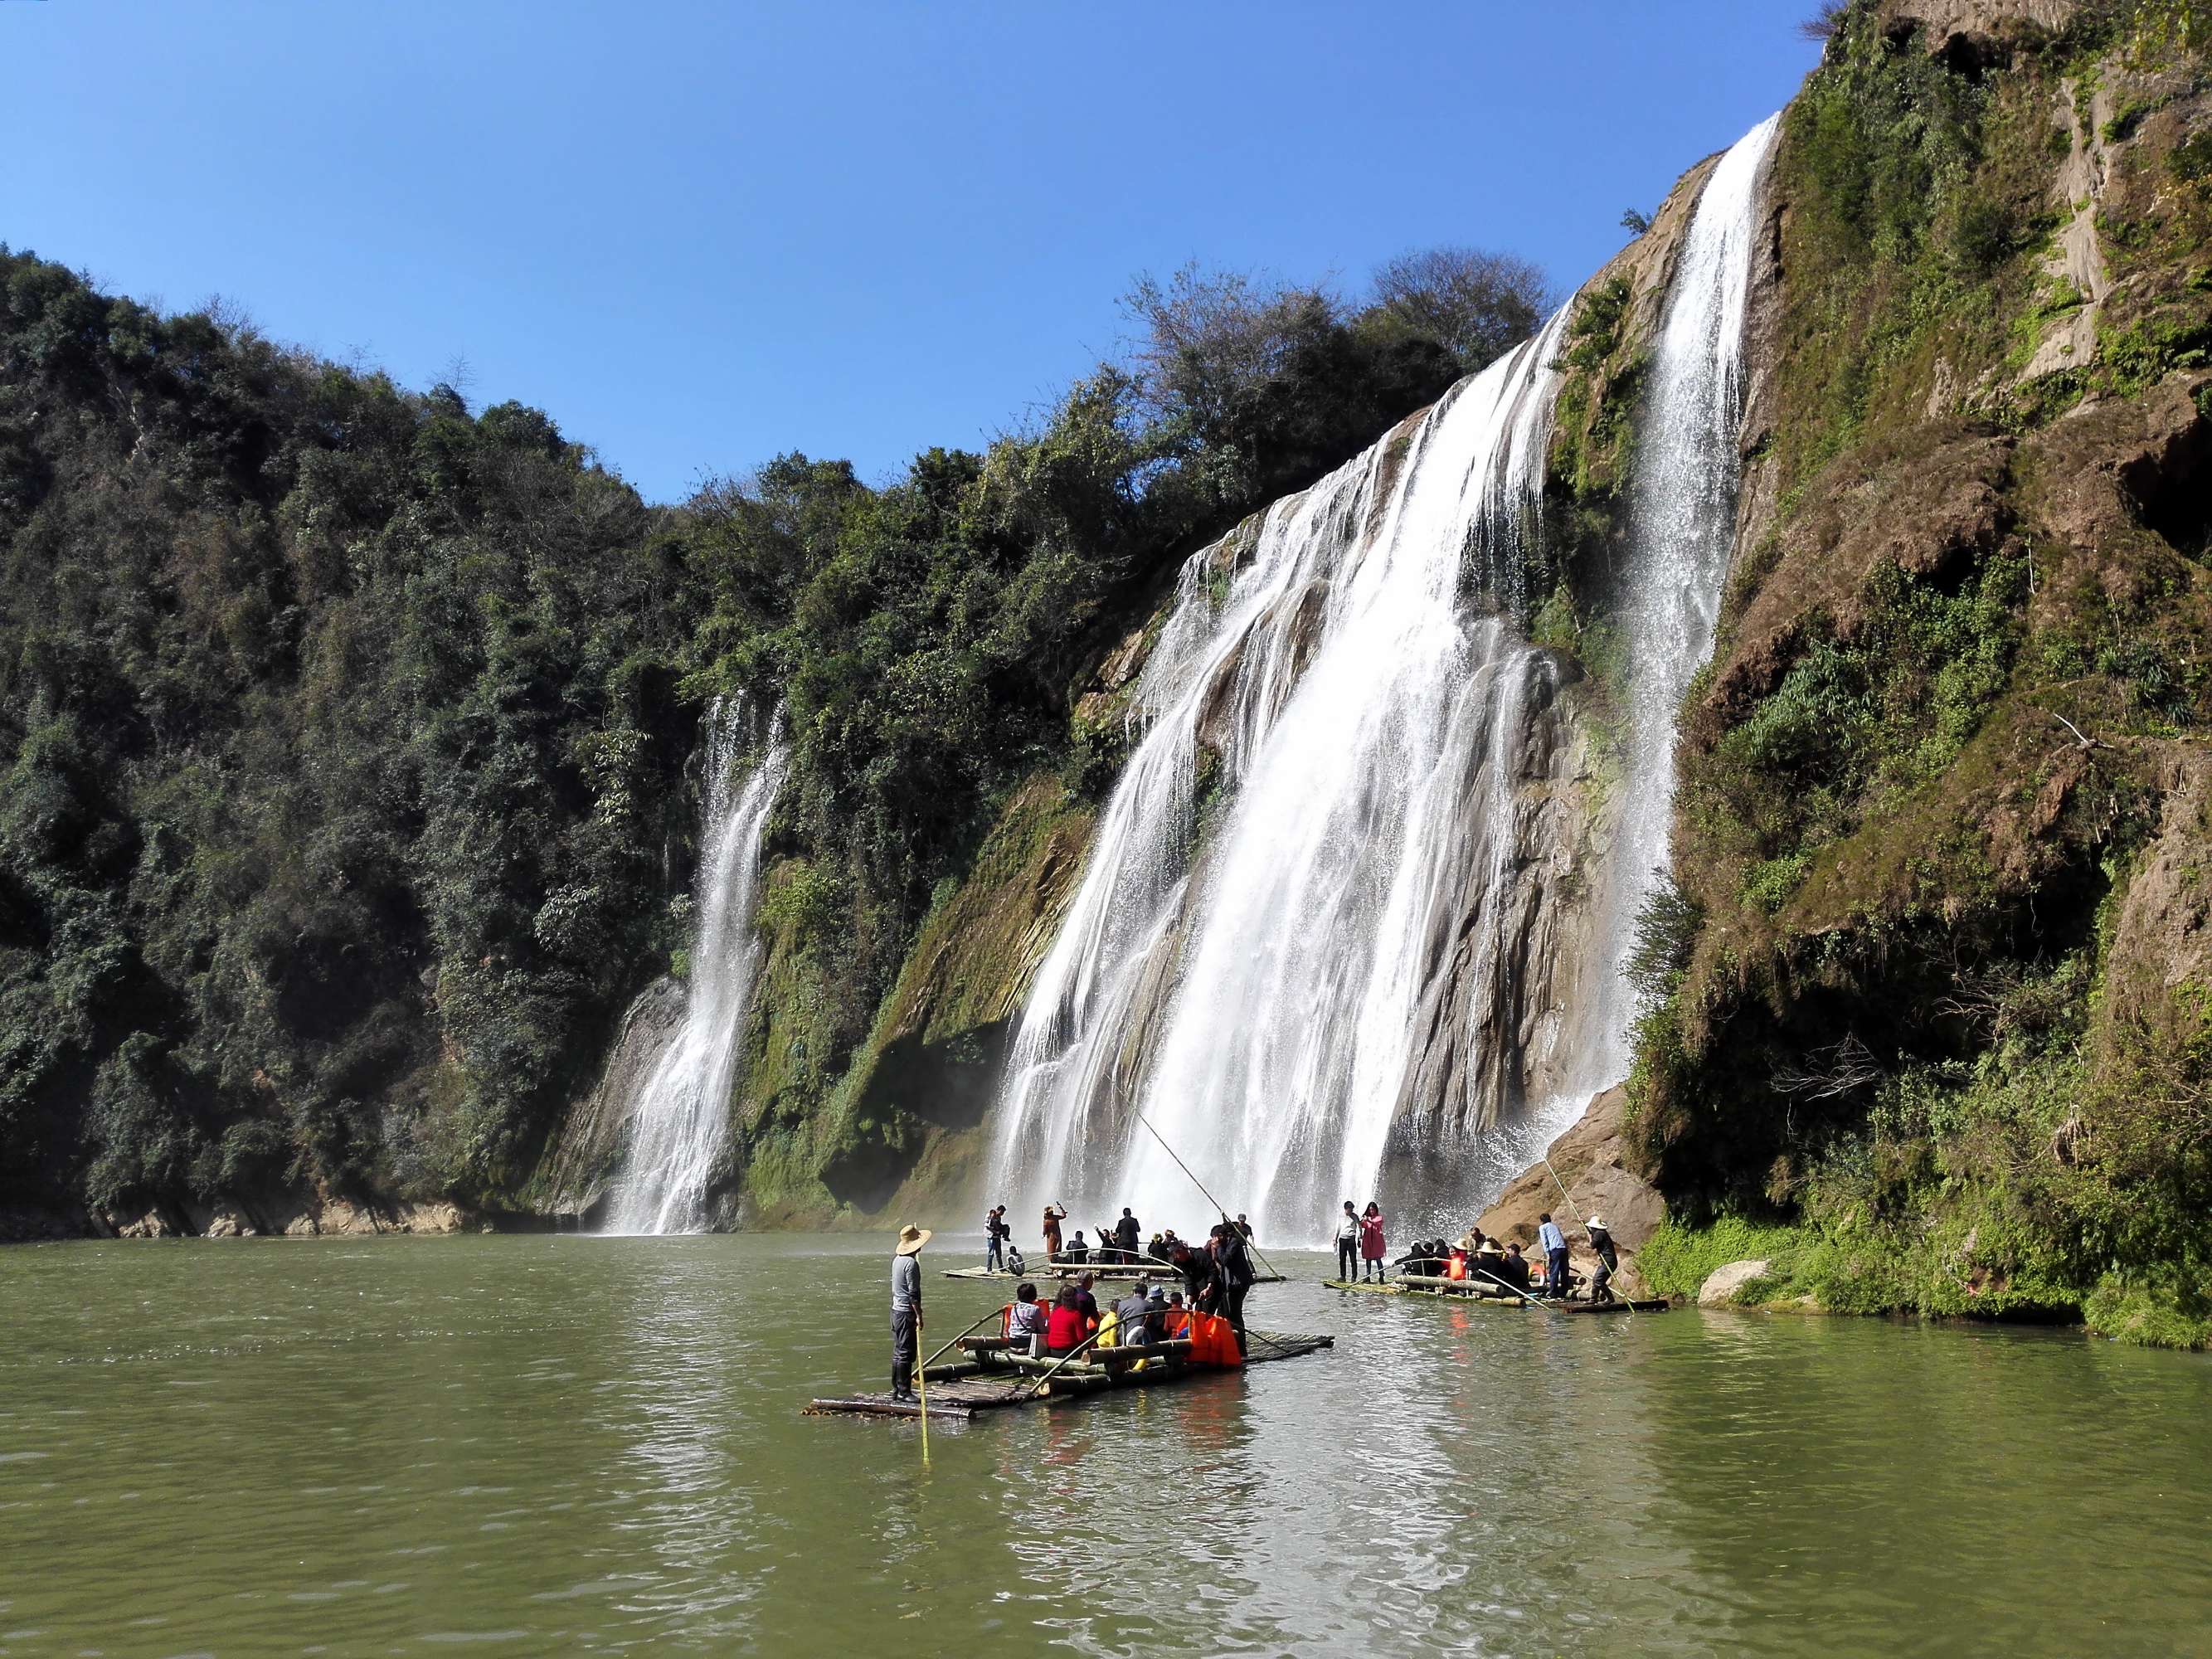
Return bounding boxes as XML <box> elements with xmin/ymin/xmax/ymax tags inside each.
<box><xmin>1324</xmin><ymin>1277</ymin><xmax>1668</xmax><ymax>1314</ymax></box>
<box><xmin>942</xmin><ymin>1264</ymin><xmax>1286</xmax><ymax>1285</ymax></box>
<box><xmin>805</xmin><ymin>1329</ymin><xmax>1334</xmax><ymax>1421</ymax></box>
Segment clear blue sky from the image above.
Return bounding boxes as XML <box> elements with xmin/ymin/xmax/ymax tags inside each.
<box><xmin>5</xmin><ymin>2</ymin><xmax>1819</xmax><ymax>503</ymax></box>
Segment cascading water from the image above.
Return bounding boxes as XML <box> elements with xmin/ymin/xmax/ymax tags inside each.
<box><xmin>606</xmin><ymin>700</ymin><xmax>788</xmax><ymax>1237</ymax></box>
<box><xmin>987</xmin><ymin>115</ymin><xmax>1778</xmax><ymax>1243</ymax></box>
<box><xmin>1565</xmin><ymin>110</ymin><xmax>1783</xmax><ymax>1103</ymax></box>
<box><xmin>986</xmin><ymin>311</ymin><xmax>1570</xmax><ymax>1238</ymax></box>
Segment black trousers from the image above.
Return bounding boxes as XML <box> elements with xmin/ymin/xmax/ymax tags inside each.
<box><xmin>891</xmin><ymin>1306</ymin><xmax>918</xmax><ymax>1394</ymax></box>
<box><xmin>1547</xmin><ymin>1247</ymin><xmax>1572</xmax><ymax>1300</ymax></box>
<box><xmin>1223</xmin><ymin>1283</ymin><xmax>1248</xmax><ymax>1355</ymax></box>
<box><xmin>1335</xmin><ymin>1238</ymin><xmax>1356</xmax><ymax>1280</ymax></box>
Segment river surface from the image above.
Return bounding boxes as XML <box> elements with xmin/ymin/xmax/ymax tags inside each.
<box><xmin>3</xmin><ymin>1233</ymin><xmax>2208</xmax><ymax>1657</ymax></box>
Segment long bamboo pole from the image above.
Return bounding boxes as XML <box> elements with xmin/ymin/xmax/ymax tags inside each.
<box><xmin>1019</xmin><ymin>1322</ymin><xmax>1114</xmax><ymax>1399</ymax></box>
<box><xmin>1539</xmin><ymin>1154</ymin><xmax>1632</xmax><ymax>1316</ymax></box>
<box><xmin>1128</xmin><ymin>1108</ymin><xmax>1281</xmax><ymax>1280</ymax></box>
<box><xmin>916</xmin><ymin>1341</ymin><xmax>930</xmax><ymax>1462</ymax></box>
<box><xmin>920</xmin><ymin>1303</ymin><xmax>1015</xmax><ymax>1374</ymax></box>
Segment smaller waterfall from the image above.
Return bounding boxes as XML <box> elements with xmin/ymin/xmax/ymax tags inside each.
<box><xmin>606</xmin><ymin>701</ymin><xmax>788</xmax><ymax>1237</ymax></box>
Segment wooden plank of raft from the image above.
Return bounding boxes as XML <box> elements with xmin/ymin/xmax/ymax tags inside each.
<box><xmin>805</xmin><ymin>1395</ymin><xmax>977</xmax><ymax>1420</ymax></box>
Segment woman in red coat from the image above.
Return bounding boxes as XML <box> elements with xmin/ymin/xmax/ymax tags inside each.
<box><xmin>1358</xmin><ymin>1201</ymin><xmax>1388</xmax><ymax>1283</ymax></box>
<box><xmin>1044</xmin><ymin>1286</ymin><xmax>1088</xmax><ymax>1355</ymax></box>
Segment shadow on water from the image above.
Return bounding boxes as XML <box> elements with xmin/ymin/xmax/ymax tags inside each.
<box><xmin>1</xmin><ymin>1237</ymin><xmax>2207</xmax><ymax>1657</ymax></box>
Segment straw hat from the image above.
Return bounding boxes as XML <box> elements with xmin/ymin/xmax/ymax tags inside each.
<box><xmin>894</xmin><ymin>1224</ymin><xmax>932</xmax><ymax>1255</ymax></box>
<box><xmin>1585</xmin><ymin>1215</ymin><xmax>1608</xmax><ymax>1232</ymax></box>
<box><xmin>1476</xmin><ymin>1239</ymin><xmax>1504</xmax><ymax>1257</ymax></box>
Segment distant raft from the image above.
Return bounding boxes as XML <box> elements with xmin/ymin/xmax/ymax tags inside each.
<box><xmin>1324</xmin><ymin>1277</ymin><xmax>1668</xmax><ymax>1314</ymax></box>
<box><xmin>805</xmin><ymin>1329</ymin><xmax>1334</xmax><ymax>1422</ymax></box>
<box><xmin>942</xmin><ymin>1263</ymin><xmax>1287</xmax><ymax>1285</ymax></box>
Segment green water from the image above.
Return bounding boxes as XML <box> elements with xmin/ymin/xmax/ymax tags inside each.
<box><xmin>2</xmin><ymin>1234</ymin><xmax>2208</xmax><ymax>1657</ymax></box>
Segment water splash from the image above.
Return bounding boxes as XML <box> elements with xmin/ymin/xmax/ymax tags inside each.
<box><xmin>606</xmin><ymin>701</ymin><xmax>789</xmax><ymax>1236</ymax></box>
<box><xmin>987</xmin><ymin>309</ymin><xmax>1571</xmax><ymax>1238</ymax></box>
<box><xmin>986</xmin><ymin>115</ymin><xmax>1781</xmax><ymax>1243</ymax></box>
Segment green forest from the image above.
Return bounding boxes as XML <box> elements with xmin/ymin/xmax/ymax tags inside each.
<box><xmin>0</xmin><ymin>241</ymin><xmax>1538</xmax><ymax>1223</ymax></box>
<box><xmin>7</xmin><ymin>0</ymin><xmax>2211</xmax><ymax>1350</ymax></box>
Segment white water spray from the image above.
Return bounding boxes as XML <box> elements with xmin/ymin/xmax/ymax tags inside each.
<box><xmin>986</xmin><ymin>116</ymin><xmax>1781</xmax><ymax>1243</ymax></box>
<box><xmin>607</xmin><ymin>701</ymin><xmax>788</xmax><ymax>1236</ymax></box>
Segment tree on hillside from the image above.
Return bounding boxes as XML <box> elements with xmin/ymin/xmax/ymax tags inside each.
<box><xmin>1369</xmin><ymin>246</ymin><xmax>1553</xmax><ymax>371</ymax></box>
<box><xmin>1118</xmin><ymin>263</ymin><xmax>1344</xmax><ymax>437</ymax></box>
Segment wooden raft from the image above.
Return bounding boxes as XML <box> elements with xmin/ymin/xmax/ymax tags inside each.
<box><xmin>805</xmin><ymin>1329</ymin><xmax>1334</xmax><ymax>1422</ymax></box>
<box><xmin>1323</xmin><ymin>1277</ymin><xmax>1669</xmax><ymax>1314</ymax></box>
<box><xmin>941</xmin><ymin>1264</ymin><xmax>1286</xmax><ymax>1285</ymax></box>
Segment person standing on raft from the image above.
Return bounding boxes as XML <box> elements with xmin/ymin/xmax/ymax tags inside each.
<box><xmin>1334</xmin><ymin>1200</ymin><xmax>1359</xmax><ymax>1282</ymax></box>
<box><xmin>1042</xmin><ymin>1202</ymin><xmax>1067</xmax><ymax>1262</ymax></box>
<box><xmin>890</xmin><ymin>1224</ymin><xmax>930</xmax><ymax>1403</ymax></box>
<box><xmin>984</xmin><ymin>1204</ymin><xmax>1009</xmax><ymax>1272</ymax></box>
<box><xmin>1538</xmin><ymin>1212</ymin><xmax>1569</xmax><ymax>1301</ymax></box>
<box><xmin>1586</xmin><ymin>1215</ymin><xmax>1619</xmax><ymax>1305</ymax></box>
<box><xmin>1358</xmin><ymin>1201</ymin><xmax>1388</xmax><ymax>1282</ymax></box>
<box><xmin>1114</xmin><ymin>1207</ymin><xmax>1142</xmax><ymax>1263</ymax></box>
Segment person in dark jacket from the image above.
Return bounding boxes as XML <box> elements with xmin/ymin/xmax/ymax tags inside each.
<box><xmin>1494</xmin><ymin>1242</ymin><xmax>1533</xmax><ymax>1294</ymax></box>
<box><xmin>1201</xmin><ymin>1222</ymin><xmax>1256</xmax><ymax>1355</ymax></box>
<box><xmin>1171</xmin><ymin>1237</ymin><xmax>1208</xmax><ymax>1302</ymax></box>
<box><xmin>889</xmin><ymin>1224</ymin><xmax>931</xmax><ymax>1401</ymax></box>
<box><xmin>1114</xmin><ymin>1208</ymin><xmax>1142</xmax><ymax>1262</ymax></box>
<box><xmin>1587</xmin><ymin>1215</ymin><xmax>1620</xmax><ymax>1304</ymax></box>
<box><xmin>1062</xmin><ymin>1231</ymin><xmax>1091</xmax><ymax>1265</ymax></box>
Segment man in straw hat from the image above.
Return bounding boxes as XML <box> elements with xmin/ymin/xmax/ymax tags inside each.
<box><xmin>1586</xmin><ymin>1215</ymin><xmax>1619</xmax><ymax>1306</ymax></box>
<box><xmin>890</xmin><ymin>1224</ymin><xmax>931</xmax><ymax>1402</ymax></box>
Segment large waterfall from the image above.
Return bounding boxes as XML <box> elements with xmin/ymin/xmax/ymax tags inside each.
<box><xmin>986</xmin><ymin>116</ymin><xmax>1778</xmax><ymax>1243</ymax></box>
<box><xmin>606</xmin><ymin>701</ymin><xmax>788</xmax><ymax>1237</ymax></box>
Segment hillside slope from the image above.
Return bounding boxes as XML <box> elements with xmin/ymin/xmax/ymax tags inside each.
<box><xmin>1588</xmin><ymin>0</ymin><xmax>2212</xmax><ymax>1345</ymax></box>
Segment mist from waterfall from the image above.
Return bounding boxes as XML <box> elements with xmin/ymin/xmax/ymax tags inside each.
<box><xmin>606</xmin><ymin>700</ymin><xmax>788</xmax><ymax>1237</ymax></box>
<box><xmin>986</xmin><ymin>115</ymin><xmax>1779</xmax><ymax>1244</ymax></box>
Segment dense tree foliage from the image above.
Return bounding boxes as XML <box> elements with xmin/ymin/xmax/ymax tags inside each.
<box><xmin>0</xmin><ymin>247</ymin><xmax>710</xmax><ymax>1212</ymax></box>
<box><xmin>0</xmin><ymin>239</ymin><xmax>1531</xmax><ymax>1221</ymax></box>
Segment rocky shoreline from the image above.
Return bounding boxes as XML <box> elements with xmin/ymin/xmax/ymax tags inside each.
<box><xmin>1</xmin><ymin>1194</ymin><xmax>473</xmax><ymax>1244</ymax></box>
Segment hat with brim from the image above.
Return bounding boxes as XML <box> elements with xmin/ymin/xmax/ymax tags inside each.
<box><xmin>895</xmin><ymin>1224</ymin><xmax>932</xmax><ymax>1255</ymax></box>
<box><xmin>1476</xmin><ymin>1240</ymin><xmax>1504</xmax><ymax>1257</ymax></box>
<box><xmin>1585</xmin><ymin>1216</ymin><xmax>1608</xmax><ymax>1232</ymax></box>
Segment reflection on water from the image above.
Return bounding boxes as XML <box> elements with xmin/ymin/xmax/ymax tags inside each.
<box><xmin>2</xmin><ymin>1234</ymin><xmax>2209</xmax><ymax>1657</ymax></box>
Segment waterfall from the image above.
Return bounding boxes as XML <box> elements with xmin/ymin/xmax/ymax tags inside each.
<box><xmin>986</xmin><ymin>115</ymin><xmax>1778</xmax><ymax>1243</ymax></box>
<box><xmin>606</xmin><ymin>700</ymin><xmax>788</xmax><ymax>1237</ymax></box>
<box><xmin>1572</xmin><ymin>111</ymin><xmax>1783</xmax><ymax>1090</ymax></box>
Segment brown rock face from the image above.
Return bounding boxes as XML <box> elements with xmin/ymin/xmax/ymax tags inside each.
<box><xmin>536</xmin><ymin>975</ymin><xmax>688</xmax><ymax>1223</ymax></box>
<box><xmin>1476</xmin><ymin>1085</ymin><xmax>1665</xmax><ymax>1293</ymax></box>
<box><xmin>1876</xmin><ymin>0</ymin><xmax>2083</xmax><ymax>59</ymax></box>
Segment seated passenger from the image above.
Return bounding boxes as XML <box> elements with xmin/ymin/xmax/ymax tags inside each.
<box><xmin>1162</xmin><ymin>1291</ymin><xmax>1192</xmax><ymax>1339</ymax></box>
<box><xmin>1006</xmin><ymin>1282</ymin><xmax>1048</xmax><ymax>1357</ymax></box>
<box><xmin>1497</xmin><ymin>1243</ymin><xmax>1532</xmax><ymax>1292</ymax></box>
<box><xmin>1116</xmin><ymin>1284</ymin><xmax>1155</xmax><ymax>1346</ymax></box>
<box><xmin>1045</xmin><ymin>1287</ymin><xmax>1088</xmax><ymax>1356</ymax></box>
<box><xmin>1471</xmin><ymin>1238</ymin><xmax>1509</xmax><ymax>1292</ymax></box>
